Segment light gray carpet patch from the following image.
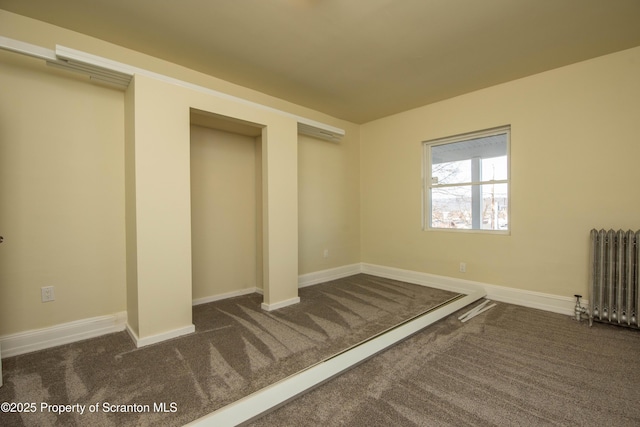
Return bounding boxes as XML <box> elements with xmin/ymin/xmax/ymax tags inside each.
<box><xmin>351</xmin><ymin>281</ymin><xmax>413</xmax><ymax>304</ymax></box>
<box><xmin>63</xmin><ymin>349</ymin><xmax>88</xmax><ymax>402</ymax></box>
<box><xmin>207</xmin><ymin>343</ymin><xmax>246</xmax><ymax>401</ymax></box>
<box><xmin>238</xmin><ymin>305</ymin><xmax>318</xmax><ymax>352</ymax></box>
<box><xmin>174</xmin><ymin>348</ymin><xmax>208</xmax><ymax>405</ymax></box>
<box><xmin>12</xmin><ymin>373</ymin><xmax>56</xmax><ymax>427</ymax></box>
<box><xmin>216</xmin><ymin>307</ymin><xmax>291</xmax><ymax>360</ymax></box>
<box><xmin>335</xmin><ymin>287</ymin><xmax>399</xmax><ymax>313</ymax></box>
<box><xmin>321</xmin><ymin>291</ymin><xmax>382</xmax><ymax>321</ymax></box>
<box><xmin>326</xmin><ymin>305</ymin><xmax>364</xmax><ymax>329</ymax></box>
<box><xmin>261</xmin><ymin>311</ymin><xmax>329</xmax><ymax>343</ymax></box>
<box><xmin>241</xmin><ymin>336</ymin><xmax>273</xmax><ymax>373</ymax></box>
<box><xmin>306</xmin><ymin>312</ymin><xmax>347</xmax><ymax>340</ymax></box>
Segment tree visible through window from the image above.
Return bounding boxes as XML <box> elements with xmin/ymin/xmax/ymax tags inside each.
<box><xmin>423</xmin><ymin>126</ymin><xmax>510</xmax><ymax>232</ymax></box>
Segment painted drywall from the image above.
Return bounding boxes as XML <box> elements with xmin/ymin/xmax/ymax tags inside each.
<box><xmin>190</xmin><ymin>126</ymin><xmax>259</xmax><ymax>297</ymax></box>
<box><xmin>361</xmin><ymin>45</ymin><xmax>640</xmax><ymax>298</ymax></box>
<box><xmin>124</xmin><ymin>75</ymin><xmax>139</xmax><ymax>337</ymax></box>
<box><xmin>0</xmin><ymin>51</ymin><xmax>126</xmax><ymax>336</ymax></box>
<box><xmin>0</xmin><ymin>11</ymin><xmax>360</xmax><ymax>340</ymax></box>
<box><xmin>255</xmin><ymin>139</ymin><xmax>264</xmax><ymax>291</ymax></box>
<box><xmin>298</xmin><ymin>133</ymin><xmax>361</xmax><ymax>274</ymax></box>
<box><xmin>126</xmin><ymin>73</ymin><xmax>301</xmax><ymax>339</ymax></box>
<box><xmin>258</xmin><ymin>122</ymin><xmax>299</xmax><ymax>306</ymax></box>
<box><xmin>126</xmin><ymin>75</ymin><xmax>194</xmax><ymax>339</ymax></box>
<box><xmin>0</xmin><ymin>10</ymin><xmax>349</xmax><ymax>137</ymax></box>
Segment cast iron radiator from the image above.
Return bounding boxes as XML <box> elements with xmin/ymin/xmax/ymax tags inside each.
<box><xmin>589</xmin><ymin>229</ymin><xmax>640</xmax><ymax>328</ymax></box>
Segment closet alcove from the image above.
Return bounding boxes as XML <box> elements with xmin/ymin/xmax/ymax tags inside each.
<box><xmin>125</xmin><ymin>74</ymin><xmax>299</xmax><ymax>346</ymax></box>
<box><xmin>189</xmin><ymin>109</ymin><xmax>264</xmax><ymax>303</ymax></box>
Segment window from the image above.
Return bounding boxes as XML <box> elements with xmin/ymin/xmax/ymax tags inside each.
<box><xmin>423</xmin><ymin>126</ymin><xmax>510</xmax><ymax>232</ymax></box>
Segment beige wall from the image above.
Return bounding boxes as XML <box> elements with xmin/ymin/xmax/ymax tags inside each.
<box><xmin>0</xmin><ymin>11</ymin><xmax>360</xmax><ymax>339</ymax></box>
<box><xmin>298</xmin><ymin>130</ymin><xmax>361</xmax><ymax>274</ymax></box>
<box><xmin>361</xmin><ymin>46</ymin><xmax>640</xmax><ymax>298</ymax></box>
<box><xmin>190</xmin><ymin>126</ymin><xmax>259</xmax><ymax>298</ymax></box>
<box><xmin>126</xmin><ymin>75</ymin><xmax>194</xmax><ymax>339</ymax></box>
<box><xmin>126</xmin><ymin>73</ymin><xmax>301</xmax><ymax>339</ymax></box>
<box><xmin>258</xmin><ymin>121</ymin><xmax>299</xmax><ymax>305</ymax></box>
<box><xmin>4</xmin><ymin>7</ymin><xmax>638</xmax><ymax>341</ymax></box>
<box><xmin>125</xmin><ymin>74</ymin><xmax>139</xmax><ymax>336</ymax></box>
<box><xmin>0</xmin><ymin>51</ymin><xmax>126</xmax><ymax>336</ymax></box>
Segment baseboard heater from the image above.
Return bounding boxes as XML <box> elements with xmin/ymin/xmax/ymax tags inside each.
<box><xmin>588</xmin><ymin>229</ymin><xmax>640</xmax><ymax>328</ymax></box>
<box><xmin>186</xmin><ymin>288</ymin><xmax>485</xmax><ymax>426</ymax></box>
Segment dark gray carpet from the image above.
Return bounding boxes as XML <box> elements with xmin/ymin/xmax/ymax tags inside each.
<box><xmin>250</xmin><ymin>300</ymin><xmax>640</xmax><ymax>426</ymax></box>
<box><xmin>0</xmin><ymin>274</ymin><xmax>456</xmax><ymax>426</ymax></box>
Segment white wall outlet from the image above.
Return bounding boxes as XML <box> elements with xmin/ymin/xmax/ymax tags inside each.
<box><xmin>323</xmin><ymin>249</ymin><xmax>329</xmax><ymax>258</ymax></box>
<box><xmin>41</xmin><ymin>286</ymin><xmax>55</xmax><ymax>302</ymax></box>
<box><xmin>459</xmin><ymin>262</ymin><xmax>466</xmax><ymax>273</ymax></box>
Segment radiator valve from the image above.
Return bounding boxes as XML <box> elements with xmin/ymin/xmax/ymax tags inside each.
<box><xmin>574</xmin><ymin>294</ymin><xmax>587</xmax><ymax>322</ymax></box>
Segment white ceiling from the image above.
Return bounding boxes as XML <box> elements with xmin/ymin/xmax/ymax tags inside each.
<box><xmin>1</xmin><ymin>0</ymin><xmax>639</xmax><ymax>123</ymax></box>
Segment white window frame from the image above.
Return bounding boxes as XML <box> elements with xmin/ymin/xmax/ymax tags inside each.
<box><xmin>422</xmin><ymin>125</ymin><xmax>510</xmax><ymax>234</ymax></box>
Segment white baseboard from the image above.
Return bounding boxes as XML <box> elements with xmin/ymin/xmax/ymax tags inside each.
<box><xmin>261</xmin><ymin>297</ymin><xmax>301</xmax><ymax>312</ymax></box>
<box><xmin>127</xmin><ymin>323</ymin><xmax>195</xmax><ymax>348</ymax></box>
<box><xmin>483</xmin><ymin>285</ymin><xmax>581</xmax><ymax>316</ymax></box>
<box><xmin>257</xmin><ymin>263</ymin><xmax>360</xmax><ymax>312</ymax></box>
<box><xmin>0</xmin><ymin>311</ymin><xmax>127</xmax><ymax>359</ymax></box>
<box><xmin>192</xmin><ymin>287</ymin><xmax>258</xmax><ymax>306</ymax></box>
<box><xmin>298</xmin><ymin>263</ymin><xmax>362</xmax><ymax>288</ymax></box>
<box><xmin>361</xmin><ymin>263</ymin><xmax>578</xmax><ymax>316</ymax></box>
<box><xmin>361</xmin><ymin>263</ymin><xmax>480</xmax><ymax>294</ymax></box>
<box><xmin>0</xmin><ymin>263</ymin><xmax>579</xmax><ymax>359</ymax></box>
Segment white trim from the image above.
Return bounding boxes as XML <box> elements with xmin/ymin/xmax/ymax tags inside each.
<box><xmin>55</xmin><ymin>45</ymin><xmax>137</xmax><ymax>77</ymax></box>
<box><xmin>361</xmin><ymin>263</ymin><xmax>480</xmax><ymax>294</ymax></box>
<box><xmin>0</xmin><ymin>37</ymin><xmax>345</xmax><ymax>141</ymax></box>
<box><xmin>0</xmin><ymin>312</ymin><xmax>127</xmax><ymax>359</ymax></box>
<box><xmin>298</xmin><ymin>263</ymin><xmax>362</xmax><ymax>288</ymax></box>
<box><xmin>0</xmin><ymin>35</ymin><xmax>56</xmax><ymax>61</ymax></box>
<box><xmin>423</xmin><ymin>125</ymin><xmax>510</xmax><ymax>234</ymax></box>
<box><xmin>361</xmin><ymin>263</ymin><xmax>579</xmax><ymax>316</ymax></box>
<box><xmin>0</xmin><ymin>263</ymin><xmax>579</xmax><ymax>359</ymax></box>
<box><xmin>127</xmin><ymin>324</ymin><xmax>195</xmax><ymax>349</ymax></box>
<box><xmin>187</xmin><ymin>289</ymin><xmax>485</xmax><ymax>426</ymax></box>
<box><xmin>484</xmin><ymin>284</ymin><xmax>582</xmax><ymax>316</ymax></box>
<box><xmin>192</xmin><ymin>287</ymin><xmax>258</xmax><ymax>306</ymax></box>
<box><xmin>58</xmin><ymin>44</ymin><xmax>345</xmax><ymax>141</ymax></box>
<box><xmin>261</xmin><ymin>297</ymin><xmax>301</xmax><ymax>312</ymax></box>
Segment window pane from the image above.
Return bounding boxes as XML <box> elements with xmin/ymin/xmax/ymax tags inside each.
<box><xmin>431</xmin><ymin>160</ymin><xmax>471</xmax><ymax>185</ymax></box>
<box><xmin>431</xmin><ymin>133</ymin><xmax>506</xmax><ymax>164</ymax></box>
<box><xmin>481</xmin><ymin>155</ymin><xmax>507</xmax><ymax>181</ymax></box>
<box><xmin>430</xmin><ymin>186</ymin><xmax>472</xmax><ymax>229</ymax></box>
<box><xmin>424</xmin><ymin>126</ymin><xmax>510</xmax><ymax>232</ymax></box>
<box><xmin>480</xmin><ymin>183</ymin><xmax>508</xmax><ymax>230</ymax></box>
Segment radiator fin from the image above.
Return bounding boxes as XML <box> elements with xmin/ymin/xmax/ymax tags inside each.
<box><xmin>589</xmin><ymin>228</ymin><xmax>639</xmax><ymax>328</ymax></box>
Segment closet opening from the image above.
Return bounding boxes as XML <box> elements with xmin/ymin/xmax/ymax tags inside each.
<box><xmin>189</xmin><ymin>108</ymin><xmax>264</xmax><ymax>310</ymax></box>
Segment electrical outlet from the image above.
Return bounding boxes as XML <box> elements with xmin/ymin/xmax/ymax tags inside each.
<box><xmin>323</xmin><ymin>249</ymin><xmax>329</xmax><ymax>258</ymax></box>
<box><xmin>459</xmin><ymin>262</ymin><xmax>466</xmax><ymax>273</ymax></box>
<box><xmin>41</xmin><ymin>286</ymin><xmax>55</xmax><ymax>302</ymax></box>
